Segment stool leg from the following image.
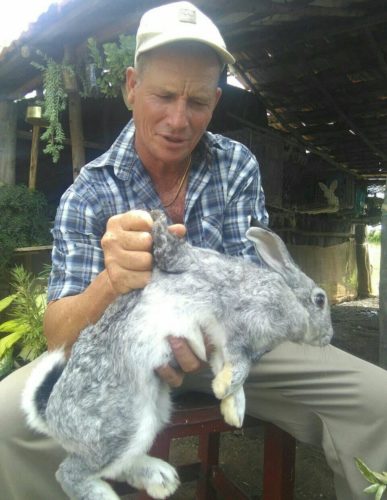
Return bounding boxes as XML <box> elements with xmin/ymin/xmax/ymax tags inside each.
<box><xmin>196</xmin><ymin>431</ymin><xmax>220</xmax><ymax>500</ymax></box>
<box><xmin>263</xmin><ymin>423</ymin><xmax>296</xmax><ymax>500</ymax></box>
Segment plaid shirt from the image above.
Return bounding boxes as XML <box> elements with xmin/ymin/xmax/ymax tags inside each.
<box><xmin>48</xmin><ymin>120</ymin><xmax>268</xmax><ymax>301</ymax></box>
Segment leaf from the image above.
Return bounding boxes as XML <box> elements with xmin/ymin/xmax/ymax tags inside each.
<box><xmin>356</xmin><ymin>458</ymin><xmax>382</xmax><ymax>484</ymax></box>
<box><xmin>376</xmin><ymin>485</ymin><xmax>387</xmax><ymax>500</ymax></box>
<box><xmin>0</xmin><ymin>319</ymin><xmax>27</xmax><ymax>333</ymax></box>
<box><xmin>0</xmin><ymin>294</ymin><xmax>16</xmax><ymax>313</ymax></box>
<box><xmin>373</xmin><ymin>472</ymin><xmax>387</xmax><ymax>485</ymax></box>
<box><xmin>0</xmin><ymin>331</ymin><xmax>24</xmax><ymax>357</ymax></box>
<box><xmin>0</xmin><ymin>348</ymin><xmax>14</xmax><ymax>378</ymax></box>
<box><xmin>364</xmin><ymin>484</ymin><xmax>381</xmax><ymax>494</ymax></box>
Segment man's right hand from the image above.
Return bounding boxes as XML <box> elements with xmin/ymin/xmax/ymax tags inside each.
<box><xmin>101</xmin><ymin>210</ymin><xmax>154</xmax><ymax>295</ymax></box>
<box><xmin>101</xmin><ymin>210</ymin><xmax>186</xmax><ymax>296</ymax></box>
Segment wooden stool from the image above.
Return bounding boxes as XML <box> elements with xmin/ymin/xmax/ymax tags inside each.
<box><xmin>114</xmin><ymin>392</ymin><xmax>296</xmax><ymax>499</ymax></box>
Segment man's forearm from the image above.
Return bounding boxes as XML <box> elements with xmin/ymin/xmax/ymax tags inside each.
<box><xmin>43</xmin><ymin>270</ymin><xmax>120</xmax><ymax>351</ymax></box>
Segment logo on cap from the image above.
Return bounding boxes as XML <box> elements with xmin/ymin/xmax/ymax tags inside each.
<box><xmin>178</xmin><ymin>7</ymin><xmax>197</xmax><ymax>24</ymax></box>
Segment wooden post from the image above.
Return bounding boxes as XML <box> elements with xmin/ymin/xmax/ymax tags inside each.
<box><xmin>355</xmin><ymin>224</ymin><xmax>371</xmax><ymax>298</ymax></box>
<box><xmin>379</xmin><ymin>180</ymin><xmax>387</xmax><ymax>368</ymax></box>
<box><xmin>28</xmin><ymin>124</ymin><xmax>40</xmax><ymax>190</ymax></box>
<box><xmin>64</xmin><ymin>45</ymin><xmax>85</xmax><ymax>180</ymax></box>
<box><xmin>0</xmin><ymin>100</ymin><xmax>17</xmax><ymax>185</ymax></box>
<box><xmin>68</xmin><ymin>91</ymin><xmax>86</xmax><ymax>179</ymax></box>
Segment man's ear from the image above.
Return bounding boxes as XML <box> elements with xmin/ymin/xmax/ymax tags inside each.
<box><xmin>214</xmin><ymin>87</ymin><xmax>222</xmax><ymax>109</ymax></box>
<box><xmin>125</xmin><ymin>67</ymin><xmax>137</xmax><ymax>106</ymax></box>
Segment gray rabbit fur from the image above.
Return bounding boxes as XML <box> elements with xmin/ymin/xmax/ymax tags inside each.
<box><xmin>22</xmin><ymin>211</ymin><xmax>333</xmax><ymax>500</ymax></box>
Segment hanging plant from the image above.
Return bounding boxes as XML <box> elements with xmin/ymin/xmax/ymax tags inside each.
<box><xmin>84</xmin><ymin>35</ymin><xmax>135</xmax><ymax>99</ymax></box>
<box><xmin>32</xmin><ymin>50</ymin><xmax>74</xmax><ymax>163</ymax></box>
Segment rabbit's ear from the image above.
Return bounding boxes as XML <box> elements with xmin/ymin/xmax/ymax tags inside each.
<box><xmin>246</xmin><ymin>226</ymin><xmax>296</xmax><ymax>275</ymax></box>
<box><xmin>152</xmin><ymin>213</ymin><xmax>192</xmax><ymax>273</ymax></box>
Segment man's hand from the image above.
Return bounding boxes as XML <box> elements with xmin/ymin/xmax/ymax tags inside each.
<box><xmin>101</xmin><ymin>210</ymin><xmax>154</xmax><ymax>295</ymax></box>
<box><xmin>157</xmin><ymin>336</ymin><xmax>213</xmax><ymax>387</ymax></box>
<box><xmin>101</xmin><ymin>210</ymin><xmax>185</xmax><ymax>295</ymax></box>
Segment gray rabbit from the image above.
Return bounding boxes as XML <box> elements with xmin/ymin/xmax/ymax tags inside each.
<box><xmin>22</xmin><ymin>211</ymin><xmax>333</xmax><ymax>500</ymax></box>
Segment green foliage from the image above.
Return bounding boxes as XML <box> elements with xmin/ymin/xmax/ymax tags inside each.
<box><xmin>0</xmin><ymin>266</ymin><xmax>48</xmax><ymax>379</ymax></box>
<box><xmin>86</xmin><ymin>35</ymin><xmax>135</xmax><ymax>98</ymax></box>
<box><xmin>367</xmin><ymin>228</ymin><xmax>381</xmax><ymax>244</ymax></box>
<box><xmin>356</xmin><ymin>458</ymin><xmax>387</xmax><ymax>499</ymax></box>
<box><xmin>32</xmin><ymin>50</ymin><xmax>73</xmax><ymax>163</ymax></box>
<box><xmin>0</xmin><ymin>184</ymin><xmax>52</xmax><ymax>277</ymax></box>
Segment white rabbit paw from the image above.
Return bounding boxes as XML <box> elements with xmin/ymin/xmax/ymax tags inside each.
<box><xmin>212</xmin><ymin>362</ymin><xmax>233</xmax><ymax>399</ymax></box>
<box><xmin>141</xmin><ymin>459</ymin><xmax>180</xmax><ymax>499</ymax></box>
<box><xmin>220</xmin><ymin>394</ymin><xmax>244</xmax><ymax>428</ymax></box>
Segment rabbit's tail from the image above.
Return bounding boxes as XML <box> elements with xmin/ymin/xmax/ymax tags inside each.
<box><xmin>21</xmin><ymin>349</ymin><xmax>66</xmax><ymax>435</ymax></box>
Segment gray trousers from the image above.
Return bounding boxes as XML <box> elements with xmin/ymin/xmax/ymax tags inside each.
<box><xmin>1</xmin><ymin>342</ymin><xmax>386</xmax><ymax>500</ymax></box>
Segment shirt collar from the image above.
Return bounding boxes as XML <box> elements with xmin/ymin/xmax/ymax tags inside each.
<box><xmin>86</xmin><ymin>119</ymin><xmax>226</xmax><ymax>180</ymax></box>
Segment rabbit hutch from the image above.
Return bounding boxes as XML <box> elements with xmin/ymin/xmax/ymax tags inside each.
<box><xmin>0</xmin><ymin>0</ymin><xmax>386</xmax><ymax>363</ymax></box>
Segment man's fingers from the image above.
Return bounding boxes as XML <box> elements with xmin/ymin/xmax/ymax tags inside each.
<box><xmin>104</xmin><ymin>249</ymin><xmax>153</xmax><ymax>272</ymax></box>
<box><xmin>102</xmin><ymin>229</ymin><xmax>153</xmax><ymax>252</ymax></box>
<box><xmin>156</xmin><ymin>364</ymin><xmax>184</xmax><ymax>388</ymax></box>
<box><xmin>168</xmin><ymin>337</ymin><xmax>202</xmax><ymax>373</ymax></box>
<box><xmin>168</xmin><ymin>224</ymin><xmax>186</xmax><ymax>238</ymax></box>
<box><xmin>117</xmin><ymin>210</ymin><xmax>154</xmax><ymax>232</ymax></box>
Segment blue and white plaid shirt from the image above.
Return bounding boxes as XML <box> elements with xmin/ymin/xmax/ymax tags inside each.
<box><xmin>48</xmin><ymin>120</ymin><xmax>268</xmax><ymax>301</ymax></box>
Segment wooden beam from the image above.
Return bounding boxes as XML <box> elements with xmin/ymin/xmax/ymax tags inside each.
<box><xmin>68</xmin><ymin>91</ymin><xmax>86</xmax><ymax>179</ymax></box>
<box><xmin>0</xmin><ymin>100</ymin><xmax>17</xmax><ymax>184</ymax></box>
<box><xmin>231</xmin><ymin>64</ymin><xmax>362</xmax><ymax>179</ymax></box>
<box><xmin>308</xmin><ymin>71</ymin><xmax>387</xmax><ymax>162</ymax></box>
<box><xmin>64</xmin><ymin>45</ymin><xmax>85</xmax><ymax>179</ymax></box>
<box><xmin>364</xmin><ymin>28</ymin><xmax>387</xmax><ymax>80</ymax></box>
<box><xmin>28</xmin><ymin>125</ymin><xmax>40</xmax><ymax>190</ymax></box>
<box><xmin>229</xmin><ymin>9</ymin><xmax>387</xmax><ymax>52</ymax></box>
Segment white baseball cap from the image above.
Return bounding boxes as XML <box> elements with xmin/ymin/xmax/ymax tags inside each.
<box><xmin>135</xmin><ymin>1</ymin><xmax>235</xmax><ymax>66</ymax></box>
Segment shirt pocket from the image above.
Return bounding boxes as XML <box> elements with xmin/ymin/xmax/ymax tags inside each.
<box><xmin>201</xmin><ymin>213</ymin><xmax>224</xmax><ymax>251</ymax></box>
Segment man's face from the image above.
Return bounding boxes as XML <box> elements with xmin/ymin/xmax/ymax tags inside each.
<box><xmin>126</xmin><ymin>45</ymin><xmax>222</xmax><ymax>168</ymax></box>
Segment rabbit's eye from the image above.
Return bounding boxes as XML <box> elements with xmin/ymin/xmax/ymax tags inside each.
<box><xmin>313</xmin><ymin>292</ymin><xmax>326</xmax><ymax>308</ymax></box>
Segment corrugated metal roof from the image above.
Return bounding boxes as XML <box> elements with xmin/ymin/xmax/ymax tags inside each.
<box><xmin>0</xmin><ymin>0</ymin><xmax>386</xmax><ymax>181</ymax></box>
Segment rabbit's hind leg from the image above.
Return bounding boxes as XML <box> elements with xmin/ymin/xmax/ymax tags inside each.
<box><xmin>124</xmin><ymin>454</ymin><xmax>180</xmax><ymax>499</ymax></box>
<box><xmin>212</xmin><ymin>356</ymin><xmax>250</xmax><ymax>400</ymax></box>
<box><xmin>56</xmin><ymin>454</ymin><xmax>119</xmax><ymax>500</ymax></box>
<box><xmin>220</xmin><ymin>385</ymin><xmax>246</xmax><ymax>428</ymax></box>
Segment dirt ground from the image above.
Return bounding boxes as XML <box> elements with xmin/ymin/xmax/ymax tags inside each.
<box><xmin>166</xmin><ymin>297</ymin><xmax>380</xmax><ymax>500</ymax></box>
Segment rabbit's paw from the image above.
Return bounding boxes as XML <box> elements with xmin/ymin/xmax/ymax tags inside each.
<box><xmin>142</xmin><ymin>459</ymin><xmax>180</xmax><ymax>499</ymax></box>
<box><xmin>220</xmin><ymin>388</ymin><xmax>245</xmax><ymax>428</ymax></box>
<box><xmin>212</xmin><ymin>362</ymin><xmax>233</xmax><ymax>399</ymax></box>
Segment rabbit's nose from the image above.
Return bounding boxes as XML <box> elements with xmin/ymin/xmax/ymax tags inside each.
<box><xmin>313</xmin><ymin>292</ymin><xmax>326</xmax><ymax>308</ymax></box>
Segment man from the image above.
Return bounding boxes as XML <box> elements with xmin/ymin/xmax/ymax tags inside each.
<box><xmin>0</xmin><ymin>2</ymin><xmax>386</xmax><ymax>499</ymax></box>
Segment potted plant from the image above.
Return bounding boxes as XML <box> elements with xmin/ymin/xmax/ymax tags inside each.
<box><xmin>84</xmin><ymin>35</ymin><xmax>135</xmax><ymax>106</ymax></box>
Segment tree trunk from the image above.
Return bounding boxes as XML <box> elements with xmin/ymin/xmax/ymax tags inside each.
<box><xmin>379</xmin><ymin>180</ymin><xmax>387</xmax><ymax>368</ymax></box>
<box><xmin>0</xmin><ymin>100</ymin><xmax>17</xmax><ymax>185</ymax></box>
<box><xmin>355</xmin><ymin>224</ymin><xmax>371</xmax><ymax>298</ymax></box>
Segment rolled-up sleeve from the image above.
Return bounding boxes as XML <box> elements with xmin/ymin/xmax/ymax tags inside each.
<box><xmin>47</xmin><ymin>187</ymin><xmax>105</xmax><ymax>301</ymax></box>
